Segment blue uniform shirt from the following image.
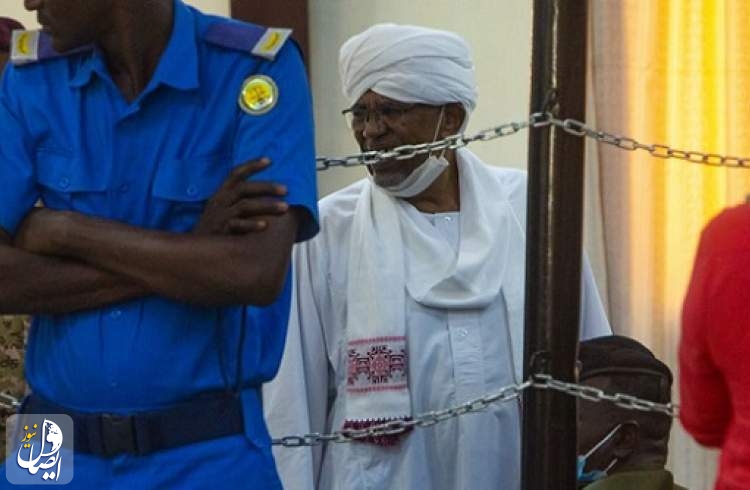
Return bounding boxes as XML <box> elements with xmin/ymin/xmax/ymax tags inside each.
<box><xmin>0</xmin><ymin>1</ymin><xmax>318</xmax><ymax>488</ymax></box>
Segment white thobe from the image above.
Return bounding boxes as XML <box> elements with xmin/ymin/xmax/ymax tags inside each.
<box><xmin>264</xmin><ymin>167</ymin><xmax>612</xmax><ymax>490</ymax></box>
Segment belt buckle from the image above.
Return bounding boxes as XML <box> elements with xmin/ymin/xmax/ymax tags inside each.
<box><xmin>100</xmin><ymin>413</ymin><xmax>138</xmax><ymax>457</ymax></box>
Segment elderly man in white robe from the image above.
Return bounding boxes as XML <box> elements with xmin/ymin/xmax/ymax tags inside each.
<box><xmin>263</xmin><ymin>23</ymin><xmax>612</xmax><ymax>490</ymax></box>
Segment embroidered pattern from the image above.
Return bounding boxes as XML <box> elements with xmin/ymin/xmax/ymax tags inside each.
<box><xmin>347</xmin><ymin>336</ymin><xmax>408</xmax><ymax>393</ymax></box>
<box><xmin>341</xmin><ymin>417</ymin><xmax>413</xmax><ymax>446</ymax></box>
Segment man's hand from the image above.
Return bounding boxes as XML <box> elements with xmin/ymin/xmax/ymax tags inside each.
<box><xmin>14</xmin><ymin>208</ymin><xmax>72</xmax><ymax>255</ymax></box>
<box><xmin>194</xmin><ymin>158</ymin><xmax>290</xmax><ymax>235</ymax></box>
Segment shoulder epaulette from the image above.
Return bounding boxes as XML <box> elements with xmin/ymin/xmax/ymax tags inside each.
<box><xmin>10</xmin><ymin>29</ymin><xmax>92</xmax><ymax>66</ymax></box>
<box><xmin>203</xmin><ymin>20</ymin><xmax>292</xmax><ymax>61</ymax></box>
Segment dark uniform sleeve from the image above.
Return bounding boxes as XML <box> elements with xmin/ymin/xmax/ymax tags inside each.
<box><xmin>0</xmin><ymin>67</ymin><xmax>39</xmax><ymax>236</ymax></box>
<box><xmin>231</xmin><ymin>42</ymin><xmax>319</xmax><ymax>243</ymax></box>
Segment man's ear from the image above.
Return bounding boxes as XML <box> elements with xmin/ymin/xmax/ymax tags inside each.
<box><xmin>612</xmin><ymin>420</ymin><xmax>639</xmax><ymax>460</ymax></box>
<box><xmin>441</xmin><ymin>103</ymin><xmax>466</xmax><ymax>136</ymax></box>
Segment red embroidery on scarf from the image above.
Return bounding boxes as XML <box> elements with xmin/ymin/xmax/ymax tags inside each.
<box><xmin>342</xmin><ymin>417</ymin><xmax>413</xmax><ymax>447</ymax></box>
<box><xmin>348</xmin><ymin>336</ymin><xmax>408</xmax><ymax>346</ymax></box>
<box><xmin>346</xmin><ymin>337</ymin><xmax>408</xmax><ymax>390</ymax></box>
<box><xmin>346</xmin><ymin>384</ymin><xmax>408</xmax><ymax>393</ymax></box>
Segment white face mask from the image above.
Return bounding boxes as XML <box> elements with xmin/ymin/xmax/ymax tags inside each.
<box><xmin>577</xmin><ymin>423</ymin><xmax>622</xmax><ymax>485</ymax></box>
<box><xmin>378</xmin><ymin>106</ymin><xmax>450</xmax><ymax>198</ymax></box>
<box><xmin>380</xmin><ymin>155</ymin><xmax>449</xmax><ymax>198</ymax></box>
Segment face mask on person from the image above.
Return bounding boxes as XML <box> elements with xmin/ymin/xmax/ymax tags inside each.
<box><xmin>380</xmin><ymin>106</ymin><xmax>449</xmax><ymax>198</ymax></box>
<box><xmin>576</xmin><ymin>424</ymin><xmax>622</xmax><ymax>485</ymax></box>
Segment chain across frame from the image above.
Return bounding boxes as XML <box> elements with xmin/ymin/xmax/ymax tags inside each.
<box><xmin>316</xmin><ymin>111</ymin><xmax>750</xmax><ymax>171</ymax></box>
<box><xmin>1</xmin><ymin>111</ymin><xmax>698</xmax><ymax>442</ymax></box>
<box><xmin>0</xmin><ymin>392</ymin><xmax>20</xmax><ymax>411</ymax></box>
<box><xmin>0</xmin><ymin>372</ymin><xmax>678</xmax><ymax>448</ymax></box>
<box><xmin>270</xmin><ymin>374</ymin><xmax>678</xmax><ymax>448</ymax></box>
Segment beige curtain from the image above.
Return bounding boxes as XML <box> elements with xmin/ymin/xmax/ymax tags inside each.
<box><xmin>590</xmin><ymin>1</ymin><xmax>750</xmax><ymax>488</ymax></box>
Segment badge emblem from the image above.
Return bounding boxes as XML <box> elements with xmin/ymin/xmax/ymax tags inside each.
<box><xmin>251</xmin><ymin>28</ymin><xmax>292</xmax><ymax>60</ymax></box>
<box><xmin>238</xmin><ymin>75</ymin><xmax>279</xmax><ymax>115</ymax></box>
<box><xmin>11</xmin><ymin>30</ymin><xmax>40</xmax><ymax>65</ymax></box>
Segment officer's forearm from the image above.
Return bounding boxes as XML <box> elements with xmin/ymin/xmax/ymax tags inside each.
<box><xmin>0</xmin><ymin>231</ymin><xmax>149</xmax><ymax>315</ymax></box>
<box><xmin>48</xmin><ymin>210</ymin><xmax>300</xmax><ymax>307</ymax></box>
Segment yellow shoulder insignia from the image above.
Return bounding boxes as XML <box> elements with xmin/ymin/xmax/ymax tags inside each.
<box><xmin>10</xmin><ymin>30</ymin><xmax>41</xmax><ymax>65</ymax></box>
<box><xmin>9</xmin><ymin>29</ymin><xmax>92</xmax><ymax>66</ymax></box>
<box><xmin>251</xmin><ymin>28</ymin><xmax>292</xmax><ymax>61</ymax></box>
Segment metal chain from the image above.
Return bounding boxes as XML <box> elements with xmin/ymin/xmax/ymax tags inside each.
<box><xmin>0</xmin><ymin>112</ymin><xmax>689</xmax><ymax>438</ymax></box>
<box><xmin>272</xmin><ymin>380</ymin><xmax>533</xmax><ymax>447</ymax></box>
<box><xmin>547</xmin><ymin>114</ymin><xmax>750</xmax><ymax>167</ymax></box>
<box><xmin>271</xmin><ymin>374</ymin><xmax>678</xmax><ymax>447</ymax></box>
<box><xmin>0</xmin><ymin>392</ymin><xmax>21</xmax><ymax>411</ymax></box>
<box><xmin>315</xmin><ymin>117</ymin><xmax>534</xmax><ymax>171</ymax></box>
<box><xmin>0</xmin><ymin>373</ymin><xmax>678</xmax><ymax>447</ymax></box>
<box><xmin>316</xmin><ymin>111</ymin><xmax>750</xmax><ymax>170</ymax></box>
<box><xmin>531</xmin><ymin>374</ymin><xmax>678</xmax><ymax>417</ymax></box>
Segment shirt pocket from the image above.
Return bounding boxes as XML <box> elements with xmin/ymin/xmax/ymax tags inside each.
<box><xmin>151</xmin><ymin>153</ymin><xmax>232</xmax><ymax>232</ymax></box>
<box><xmin>35</xmin><ymin>149</ymin><xmax>108</xmax><ymax>210</ymax></box>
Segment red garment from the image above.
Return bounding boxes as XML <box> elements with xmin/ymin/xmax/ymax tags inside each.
<box><xmin>680</xmin><ymin>204</ymin><xmax>750</xmax><ymax>490</ymax></box>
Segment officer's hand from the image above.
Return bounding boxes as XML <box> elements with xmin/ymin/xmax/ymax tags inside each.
<box><xmin>194</xmin><ymin>158</ymin><xmax>289</xmax><ymax>235</ymax></box>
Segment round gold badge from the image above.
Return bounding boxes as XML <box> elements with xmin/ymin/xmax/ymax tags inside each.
<box><xmin>238</xmin><ymin>75</ymin><xmax>279</xmax><ymax>115</ymax></box>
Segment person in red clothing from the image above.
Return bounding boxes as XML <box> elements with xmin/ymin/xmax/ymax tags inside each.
<box><xmin>680</xmin><ymin>204</ymin><xmax>750</xmax><ymax>490</ymax></box>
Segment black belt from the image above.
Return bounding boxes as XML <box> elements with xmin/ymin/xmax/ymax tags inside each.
<box><xmin>21</xmin><ymin>391</ymin><xmax>245</xmax><ymax>457</ymax></box>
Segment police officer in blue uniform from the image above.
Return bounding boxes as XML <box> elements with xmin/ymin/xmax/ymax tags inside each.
<box><xmin>0</xmin><ymin>0</ymin><xmax>318</xmax><ymax>487</ymax></box>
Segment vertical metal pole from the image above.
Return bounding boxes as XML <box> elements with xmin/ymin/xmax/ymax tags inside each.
<box><xmin>522</xmin><ymin>1</ymin><xmax>588</xmax><ymax>490</ymax></box>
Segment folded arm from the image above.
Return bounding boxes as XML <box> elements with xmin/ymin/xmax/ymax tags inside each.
<box><xmin>17</xmin><ymin>205</ymin><xmax>300</xmax><ymax>307</ymax></box>
<box><xmin>0</xmin><ymin>228</ymin><xmax>148</xmax><ymax>315</ymax></box>
<box><xmin>2</xmin><ymin>159</ymin><xmax>291</xmax><ymax>314</ymax></box>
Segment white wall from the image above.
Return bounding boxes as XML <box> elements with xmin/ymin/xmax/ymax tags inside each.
<box><xmin>0</xmin><ymin>4</ymin><xmax>40</xmax><ymax>30</ymax></box>
<box><xmin>182</xmin><ymin>0</ymin><xmax>229</xmax><ymax>16</ymax></box>
<box><xmin>0</xmin><ymin>0</ymin><xmax>229</xmax><ymax>29</ymax></box>
<box><xmin>309</xmin><ymin>0</ymin><xmax>532</xmax><ymax>196</ymax></box>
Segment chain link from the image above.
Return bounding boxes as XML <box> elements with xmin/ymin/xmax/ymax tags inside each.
<box><xmin>0</xmin><ymin>374</ymin><xmax>678</xmax><ymax>447</ymax></box>
<box><xmin>0</xmin><ymin>392</ymin><xmax>21</xmax><ymax>411</ymax></box>
<box><xmin>315</xmin><ymin>117</ymin><xmax>532</xmax><ymax>171</ymax></box>
<box><xmin>550</xmin><ymin>115</ymin><xmax>750</xmax><ymax>167</ymax></box>
<box><xmin>271</xmin><ymin>374</ymin><xmax>679</xmax><ymax>447</ymax></box>
<box><xmin>271</xmin><ymin>380</ymin><xmax>533</xmax><ymax>447</ymax></box>
<box><xmin>531</xmin><ymin>374</ymin><xmax>678</xmax><ymax>417</ymax></box>
<box><xmin>316</xmin><ymin>111</ymin><xmax>750</xmax><ymax>170</ymax></box>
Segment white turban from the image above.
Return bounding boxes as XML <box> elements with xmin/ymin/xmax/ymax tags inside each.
<box><xmin>339</xmin><ymin>23</ymin><xmax>478</xmax><ymax>115</ymax></box>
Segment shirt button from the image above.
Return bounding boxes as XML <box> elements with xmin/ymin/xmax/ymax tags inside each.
<box><xmin>110</xmin><ymin>309</ymin><xmax>122</xmax><ymax>319</ymax></box>
<box><xmin>457</xmin><ymin>328</ymin><xmax>468</xmax><ymax>338</ymax></box>
<box><xmin>186</xmin><ymin>185</ymin><xmax>198</xmax><ymax>197</ymax></box>
<box><xmin>118</xmin><ymin>184</ymin><xmax>130</xmax><ymax>194</ymax></box>
<box><xmin>444</xmin><ymin>216</ymin><xmax>452</xmax><ymax>222</ymax></box>
<box><xmin>58</xmin><ymin>177</ymin><xmax>70</xmax><ymax>189</ymax></box>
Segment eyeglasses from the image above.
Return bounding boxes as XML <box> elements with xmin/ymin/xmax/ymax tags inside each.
<box><xmin>341</xmin><ymin>103</ymin><xmax>420</xmax><ymax>130</ymax></box>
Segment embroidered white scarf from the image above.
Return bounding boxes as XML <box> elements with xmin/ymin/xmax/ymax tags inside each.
<box><xmin>344</xmin><ymin>148</ymin><xmax>513</xmax><ymax>436</ymax></box>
